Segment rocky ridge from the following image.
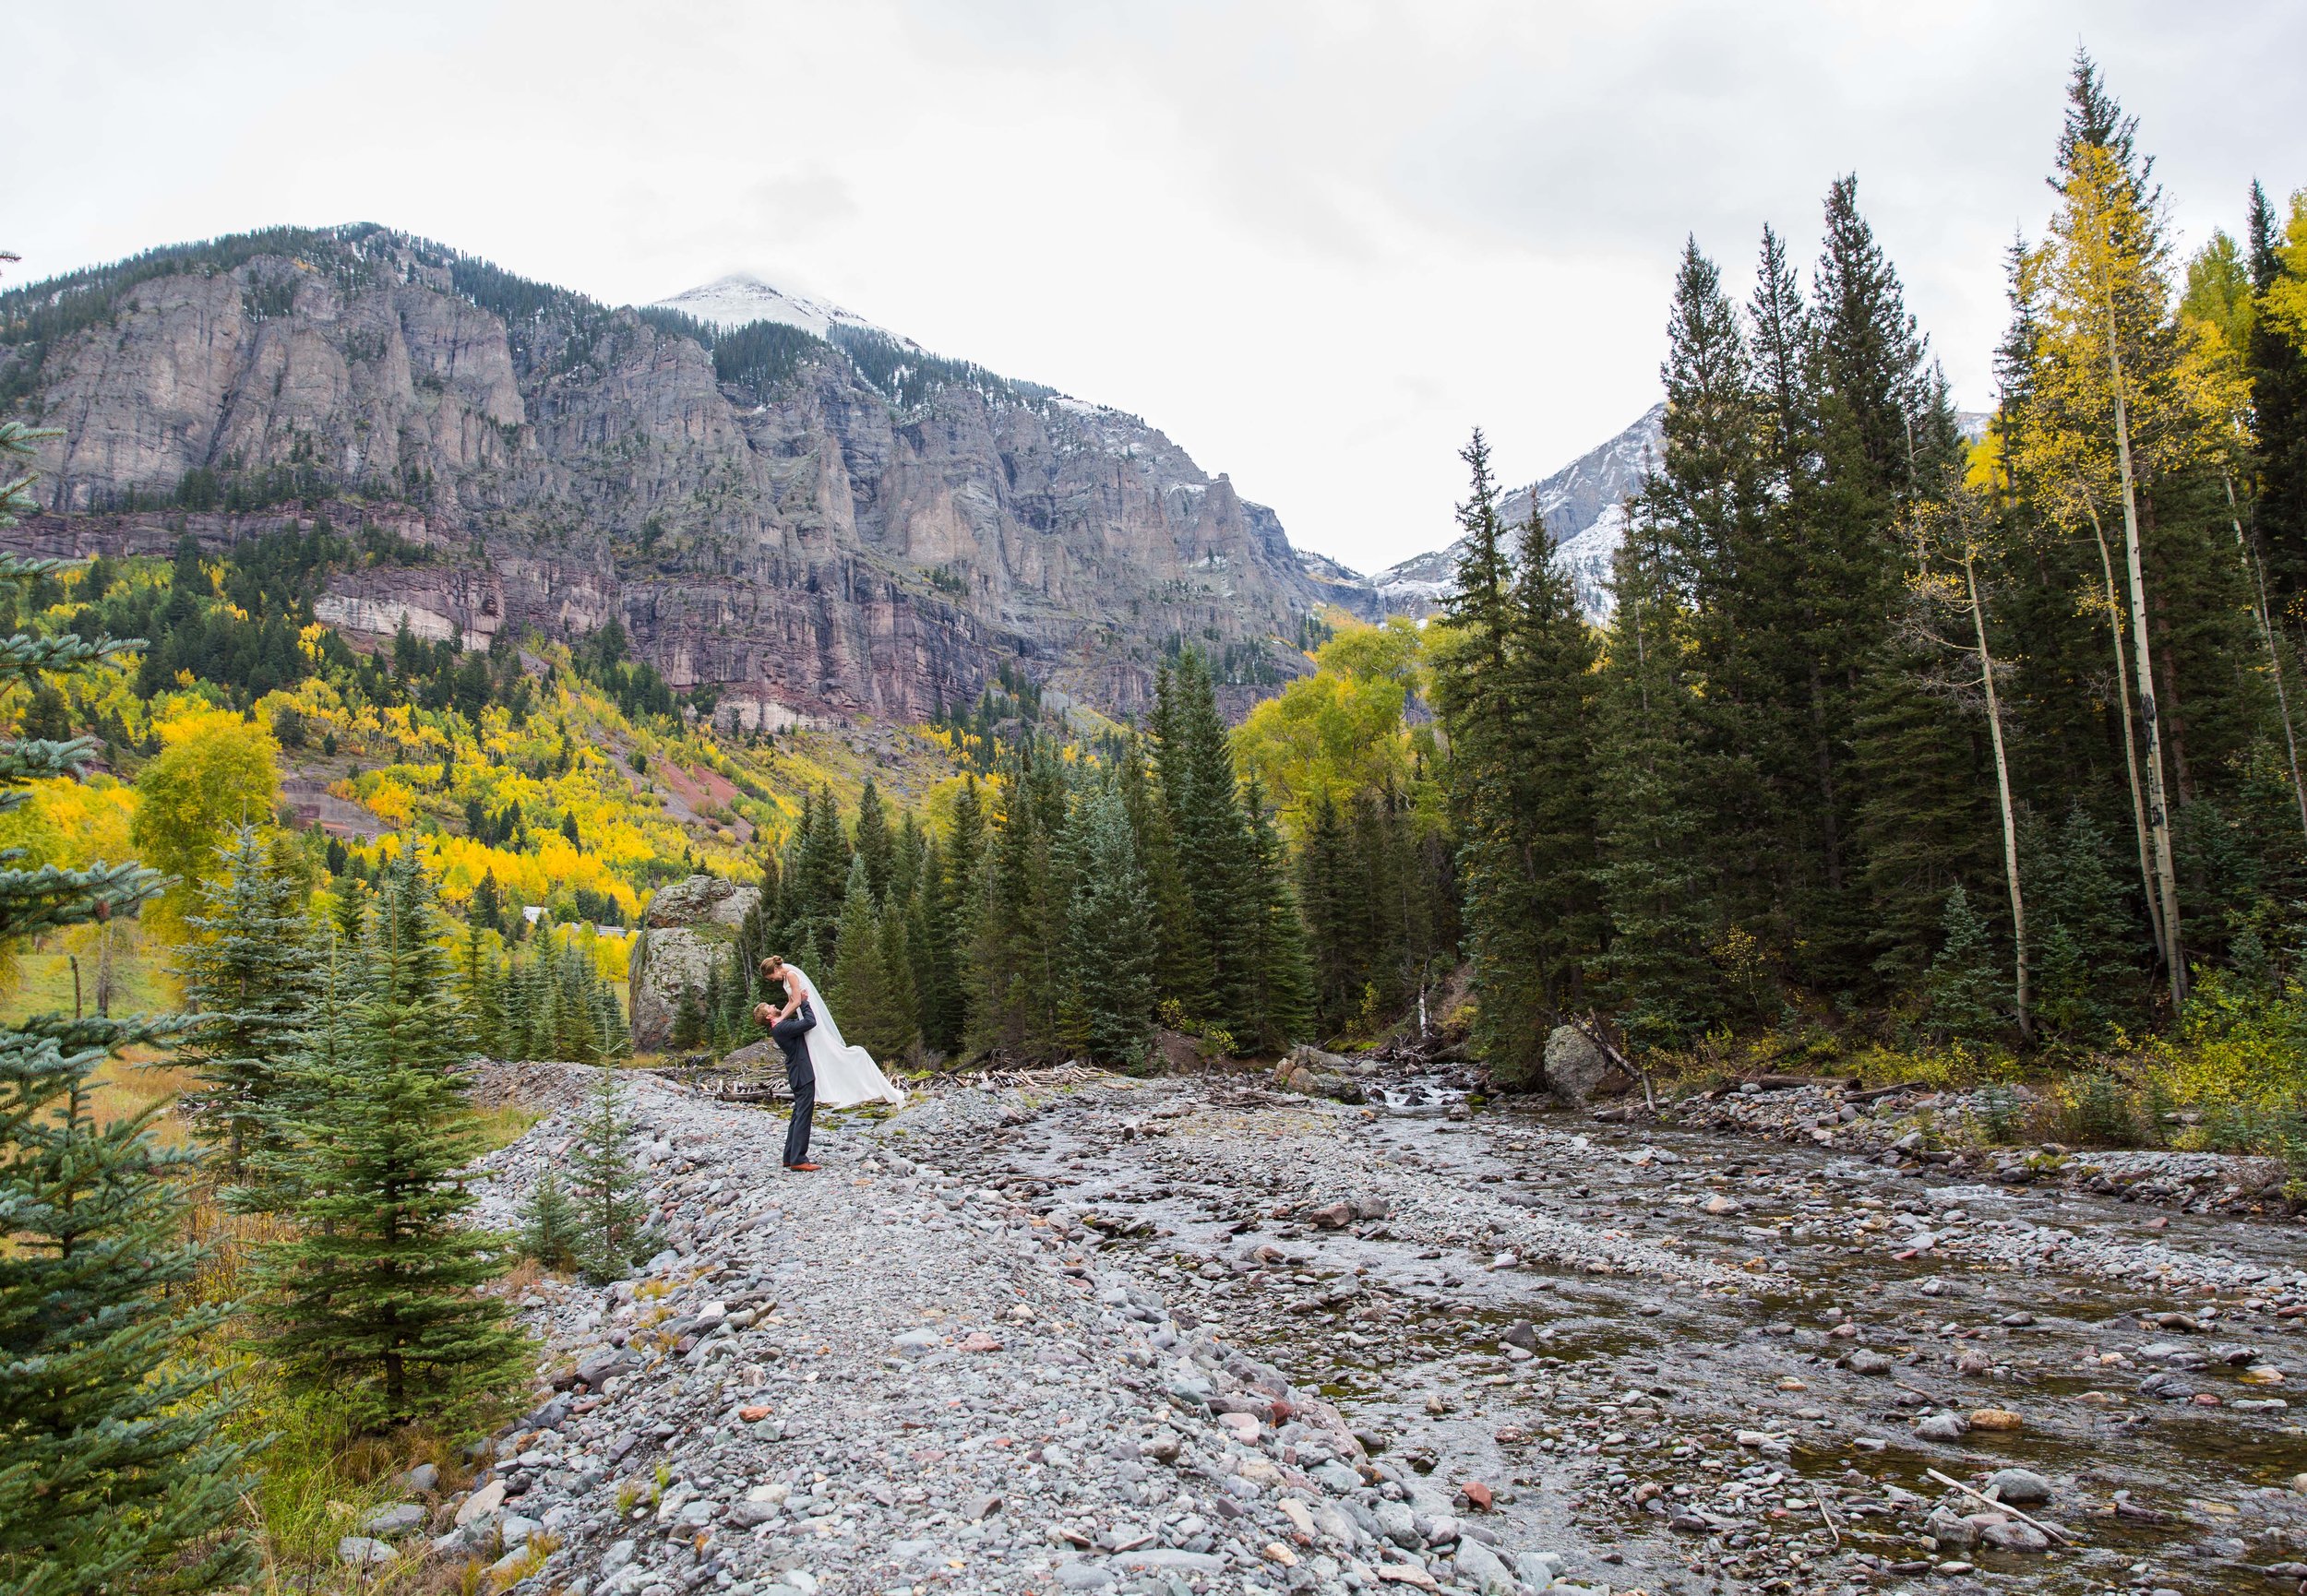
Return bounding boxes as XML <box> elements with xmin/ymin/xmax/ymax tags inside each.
<box><xmin>1</xmin><ymin>226</ymin><xmax>1331</xmax><ymax>722</ymax></box>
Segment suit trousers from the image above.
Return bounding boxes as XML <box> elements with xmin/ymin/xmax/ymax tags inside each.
<box><xmin>772</xmin><ymin>1002</ymin><xmax>817</xmax><ymax>1166</ymax></box>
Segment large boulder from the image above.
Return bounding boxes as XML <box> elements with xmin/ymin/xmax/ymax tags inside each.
<box><xmin>628</xmin><ymin>875</ymin><xmax>760</xmax><ymax>1051</ymax></box>
<box><xmin>1541</xmin><ymin>1024</ymin><xmax>1623</xmax><ymax>1106</ymax></box>
<box><xmin>1273</xmin><ymin>1043</ymin><xmax>1367</xmax><ymax>1102</ymax></box>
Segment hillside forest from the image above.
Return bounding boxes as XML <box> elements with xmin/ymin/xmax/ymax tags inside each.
<box><xmin>6</xmin><ymin>47</ymin><xmax>2307</xmax><ymax>1593</ymax></box>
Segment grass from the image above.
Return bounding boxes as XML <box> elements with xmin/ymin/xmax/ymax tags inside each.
<box><xmin>1</xmin><ymin>930</ymin><xmax>180</xmax><ymax>1026</ymax></box>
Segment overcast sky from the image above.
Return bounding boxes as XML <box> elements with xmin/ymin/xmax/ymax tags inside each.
<box><xmin>10</xmin><ymin>1</ymin><xmax>2305</xmax><ymax>572</ymax></box>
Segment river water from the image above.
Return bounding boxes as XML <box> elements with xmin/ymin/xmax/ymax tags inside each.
<box><xmin>902</xmin><ymin>1072</ymin><xmax>2307</xmax><ymax>1595</ymax></box>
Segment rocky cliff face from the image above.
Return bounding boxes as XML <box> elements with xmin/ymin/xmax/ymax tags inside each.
<box><xmin>0</xmin><ymin>226</ymin><xmax>1328</xmax><ymax>721</ymax></box>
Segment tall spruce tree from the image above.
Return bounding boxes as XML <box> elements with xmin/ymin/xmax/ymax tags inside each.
<box><xmin>1153</xmin><ymin>652</ymin><xmax>1247</xmax><ymax>1025</ymax></box>
<box><xmin>1235</xmin><ymin>777</ymin><xmax>1316</xmax><ymax>1053</ymax></box>
<box><xmin>1062</xmin><ymin>785</ymin><xmax>1159</xmax><ymax>1064</ymax></box>
<box><xmin>0</xmin><ymin>422</ymin><xmax>257</xmax><ymax>1593</ymax></box>
<box><xmin>257</xmin><ymin>853</ymin><xmax>527</xmax><ymax>1431</ymax></box>
<box><xmin>1592</xmin><ymin>520</ymin><xmax>1726</xmax><ymax>1049</ymax></box>
<box><xmin>1433</xmin><ymin>435</ymin><xmax>1600</xmax><ymax>1084</ymax></box>
<box><xmin>177</xmin><ymin>825</ymin><xmax>320</xmax><ymax>1183</ymax></box>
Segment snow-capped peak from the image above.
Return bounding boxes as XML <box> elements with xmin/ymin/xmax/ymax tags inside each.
<box><xmin>649</xmin><ymin>273</ymin><xmax>914</xmax><ymax>348</ymax></box>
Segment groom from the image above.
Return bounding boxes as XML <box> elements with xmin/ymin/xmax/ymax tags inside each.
<box><xmin>752</xmin><ymin>955</ymin><xmax>819</xmax><ymax>1173</ymax></box>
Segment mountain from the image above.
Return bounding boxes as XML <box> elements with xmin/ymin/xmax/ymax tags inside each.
<box><xmin>650</xmin><ymin>272</ymin><xmax>910</xmax><ymax>346</ymax></box>
<box><xmin>0</xmin><ymin>225</ymin><xmax>1328</xmax><ymax>723</ymax></box>
<box><xmin>1369</xmin><ymin>405</ymin><xmax>1665</xmax><ymax>623</ymax></box>
<box><xmin>1358</xmin><ymin>402</ymin><xmax>1991</xmax><ymax>623</ymax></box>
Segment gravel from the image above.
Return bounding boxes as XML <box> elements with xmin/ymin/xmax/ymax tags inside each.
<box><xmin>443</xmin><ymin>1065</ymin><xmax>1582</xmax><ymax>1596</ymax></box>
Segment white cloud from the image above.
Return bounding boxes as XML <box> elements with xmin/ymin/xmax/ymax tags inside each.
<box><xmin>6</xmin><ymin>0</ymin><xmax>2302</xmax><ymax>573</ymax></box>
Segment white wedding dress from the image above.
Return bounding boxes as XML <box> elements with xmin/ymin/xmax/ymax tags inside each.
<box><xmin>787</xmin><ymin>965</ymin><xmax>906</xmax><ymax>1108</ymax></box>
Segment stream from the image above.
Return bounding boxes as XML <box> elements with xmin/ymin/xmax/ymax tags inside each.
<box><xmin>899</xmin><ymin>1072</ymin><xmax>2307</xmax><ymax>1595</ymax></box>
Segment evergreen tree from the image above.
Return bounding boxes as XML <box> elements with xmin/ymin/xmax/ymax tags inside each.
<box><xmin>830</xmin><ymin>854</ymin><xmax>912</xmax><ymax>1060</ymax></box>
<box><xmin>2248</xmin><ymin>181</ymin><xmax>2307</xmax><ymax>599</ymax></box>
<box><xmin>2028</xmin><ymin>804</ymin><xmax>2142</xmax><ymax>1042</ymax></box>
<box><xmin>1924</xmin><ymin>884</ymin><xmax>2005</xmax><ymax>1048</ymax></box>
<box><xmin>472</xmin><ymin>868</ymin><xmax>504</xmax><ymax>933</ymax></box>
<box><xmin>1153</xmin><ymin>653</ymin><xmax>1245</xmax><ymax>1023</ymax></box>
<box><xmin>1591</xmin><ymin>524</ymin><xmax>1726</xmax><ymax>1049</ymax></box>
<box><xmin>520</xmin><ymin>1166</ymin><xmax>581</xmax><ymax>1272</ymax></box>
<box><xmin>257</xmin><ymin>854</ymin><xmax>528</xmax><ymax>1432</ymax></box>
<box><xmin>568</xmin><ymin>1058</ymin><xmax>651</xmax><ymax>1283</ymax></box>
<box><xmin>670</xmin><ymin>983</ymin><xmax>706</xmax><ymax>1051</ymax></box>
<box><xmin>0</xmin><ymin>423</ymin><xmax>257</xmax><ymax>1592</ymax></box>
<box><xmin>969</xmin><ymin>751</ymin><xmax>1063</xmax><ymax>1059</ymax></box>
<box><xmin>1235</xmin><ymin>778</ymin><xmax>1316</xmax><ymax>1053</ymax></box>
<box><xmin>1434</xmin><ymin>435</ymin><xmax>1601</xmax><ymax>1086</ymax></box>
<box><xmin>176</xmin><ymin>825</ymin><xmax>320</xmax><ymax>1183</ymax></box>
<box><xmin>1062</xmin><ymin>785</ymin><xmax>1158</xmax><ymax>1064</ymax></box>
<box><xmin>1298</xmin><ymin>793</ymin><xmax>1359</xmax><ymax>1035</ymax></box>
<box><xmin>854</xmin><ymin>779</ymin><xmax>892</xmax><ymax>902</ymax></box>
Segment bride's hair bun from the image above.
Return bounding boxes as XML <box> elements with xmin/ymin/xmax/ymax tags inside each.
<box><xmin>760</xmin><ymin>954</ymin><xmax>785</xmax><ymax>972</ymax></box>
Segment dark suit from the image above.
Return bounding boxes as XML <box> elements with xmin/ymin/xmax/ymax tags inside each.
<box><xmin>772</xmin><ymin>1001</ymin><xmax>818</xmax><ymax>1166</ymax></box>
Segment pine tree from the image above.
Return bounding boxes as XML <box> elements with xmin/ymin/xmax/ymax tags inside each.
<box><xmin>1298</xmin><ymin>792</ymin><xmax>1359</xmax><ymax>1035</ymax></box>
<box><xmin>257</xmin><ymin>854</ymin><xmax>528</xmax><ymax>1432</ymax></box>
<box><xmin>969</xmin><ymin>753</ymin><xmax>1063</xmax><ymax>1059</ymax></box>
<box><xmin>670</xmin><ymin>983</ymin><xmax>706</xmax><ymax>1051</ymax></box>
<box><xmin>854</xmin><ymin>779</ymin><xmax>892</xmax><ymax>902</ymax></box>
<box><xmin>1591</xmin><ymin>524</ymin><xmax>1726</xmax><ymax>1049</ymax></box>
<box><xmin>472</xmin><ymin>868</ymin><xmax>504</xmax><ymax>933</ymax></box>
<box><xmin>2028</xmin><ymin>805</ymin><xmax>2142</xmax><ymax>1042</ymax></box>
<box><xmin>830</xmin><ymin>854</ymin><xmax>910</xmax><ymax>1060</ymax></box>
<box><xmin>1924</xmin><ymin>884</ymin><xmax>2005</xmax><ymax>1048</ymax></box>
<box><xmin>1062</xmin><ymin>785</ymin><xmax>1158</xmax><ymax>1064</ymax></box>
<box><xmin>0</xmin><ymin>421</ymin><xmax>257</xmax><ymax>1592</ymax></box>
<box><xmin>177</xmin><ymin>825</ymin><xmax>320</xmax><ymax>1184</ymax></box>
<box><xmin>569</xmin><ymin>1058</ymin><xmax>651</xmax><ymax>1283</ymax></box>
<box><xmin>1154</xmin><ymin>653</ymin><xmax>1246</xmax><ymax>1024</ymax></box>
<box><xmin>1235</xmin><ymin>777</ymin><xmax>1316</xmax><ymax>1053</ymax></box>
<box><xmin>2249</xmin><ymin>181</ymin><xmax>2307</xmax><ymax>600</ymax></box>
<box><xmin>520</xmin><ymin>1166</ymin><xmax>581</xmax><ymax>1272</ymax></box>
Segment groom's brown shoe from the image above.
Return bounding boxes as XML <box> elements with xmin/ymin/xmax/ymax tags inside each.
<box><xmin>785</xmin><ymin>1161</ymin><xmax>820</xmax><ymax>1173</ymax></box>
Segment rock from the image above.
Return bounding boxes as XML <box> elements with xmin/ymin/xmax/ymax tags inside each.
<box><xmin>1459</xmin><ymin>1481</ymin><xmax>1494</xmax><ymax>1512</ymax></box>
<box><xmin>962</xmin><ymin>1493</ymin><xmax>1001</xmax><ymax>1521</ymax></box>
<box><xmin>1984</xmin><ymin>1468</ymin><xmax>2053</xmax><ymax>1506</ymax></box>
<box><xmin>1538</xmin><ymin>1026</ymin><xmax>1613</xmax><ymax>1103</ymax></box>
<box><xmin>499</xmin><ymin>1513</ymin><xmax>544</xmax><ymax>1547</ymax></box>
<box><xmin>1979</xmin><ymin>1520</ymin><xmax>2050</xmax><ymax>1553</ymax></box>
<box><xmin>1968</xmin><ymin>1408</ymin><xmax>2024</xmax><ymax>1431</ymax></box>
<box><xmin>1306</xmin><ymin>1203</ymin><xmax>1357</xmax><ymax>1230</ymax></box>
<box><xmin>1453</xmin><ymin>1537</ymin><xmax>1517</xmax><ymax>1595</ymax></box>
<box><xmin>1500</xmin><ymin>1321</ymin><xmax>1540</xmax><ymax>1352</ymax></box>
<box><xmin>1057</xmin><ymin>1564</ymin><xmax>1116</xmax><ymax>1590</ymax></box>
<box><xmin>1846</xmin><ymin>1349</ymin><xmax>1894</xmax><ymax>1376</ymax></box>
<box><xmin>628</xmin><ymin>876</ymin><xmax>760</xmax><ymax>1051</ymax></box>
<box><xmin>1924</xmin><ymin>1508</ymin><xmax>1979</xmax><ymax>1548</ymax></box>
<box><xmin>1913</xmin><ymin>1411</ymin><xmax>1971</xmax><ymax>1441</ymax></box>
<box><xmin>1701</xmin><ymin>1194</ymin><xmax>1741</xmax><ymax>1215</ymax></box>
<box><xmin>892</xmin><ymin>1328</ymin><xmax>942</xmax><ymax>1355</ymax></box>
<box><xmin>337</xmin><ymin>1536</ymin><xmax>396</xmax><ymax>1567</ymax></box>
<box><xmin>400</xmin><ymin>1463</ymin><xmax>439</xmax><ymax>1495</ymax></box>
<box><xmin>361</xmin><ymin>1502</ymin><xmax>426</xmax><ymax>1537</ymax></box>
<box><xmin>454</xmin><ymin>1479</ymin><xmax>507</xmax><ymax>1527</ymax></box>
<box><xmin>1216</xmin><ymin>1411</ymin><xmax>1261</xmax><ymax>1444</ymax></box>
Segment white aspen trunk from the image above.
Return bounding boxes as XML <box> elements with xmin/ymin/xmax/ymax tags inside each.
<box><xmin>2086</xmin><ymin>508</ymin><xmax>2164</xmax><ymax>959</ymax></box>
<box><xmin>1963</xmin><ymin>548</ymin><xmax>2029</xmax><ymax>1041</ymax></box>
<box><xmin>2107</xmin><ymin>336</ymin><xmax>2185</xmax><ymax>1009</ymax></box>
<box><xmin>2225</xmin><ymin>472</ymin><xmax>2307</xmax><ymax>844</ymax></box>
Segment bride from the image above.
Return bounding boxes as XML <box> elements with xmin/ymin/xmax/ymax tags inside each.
<box><xmin>754</xmin><ymin>954</ymin><xmax>906</xmax><ymax>1111</ymax></box>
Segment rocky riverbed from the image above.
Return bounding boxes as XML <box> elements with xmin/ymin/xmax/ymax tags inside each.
<box><xmin>364</xmin><ymin>1064</ymin><xmax>2307</xmax><ymax>1596</ymax></box>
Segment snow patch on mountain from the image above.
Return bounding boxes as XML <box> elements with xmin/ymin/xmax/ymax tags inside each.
<box><xmin>650</xmin><ymin>273</ymin><xmax>915</xmax><ymax>348</ymax></box>
<box><xmin>1370</xmin><ymin>405</ymin><xmax>1665</xmax><ymax>623</ymax></box>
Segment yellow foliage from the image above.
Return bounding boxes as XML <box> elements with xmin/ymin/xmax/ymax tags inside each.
<box><xmin>2263</xmin><ymin>188</ymin><xmax>2307</xmax><ymax>355</ymax></box>
<box><xmin>131</xmin><ymin>707</ymin><xmax>281</xmax><ymax>932</ymax></box>
<box><xmin>1234</xmin><ymin>618</ymin><xmax>1429</xmax><ymax>834</ymax></box>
